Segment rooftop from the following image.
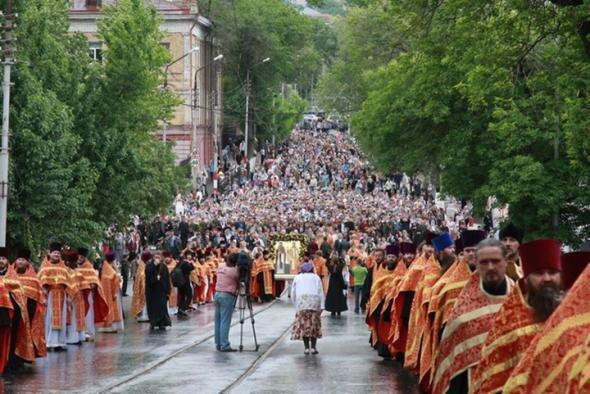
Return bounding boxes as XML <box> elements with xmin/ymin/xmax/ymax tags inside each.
<box><xmin>70</xmin><ymin>0</ymin><xmax>196</xmax><ymax>13</ymax></box>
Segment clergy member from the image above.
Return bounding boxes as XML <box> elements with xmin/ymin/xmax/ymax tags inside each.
<box><xmin>76</xmin><ymin>248</ymin><xmax>108</xmax><ymax>341</ymax></box>
<box><xmin>37</xmin><ymin>243</ymin><xmax>72</xmax><ymax>351</ymax></box>
<box><xmin>503</xmin><ymin>258</ymin><xmax>590</xmax><ymax>393</ymax></box>
<box><xmin>498</xmin><ymin>222</ymin><xmax>525</xmax><ymax>281</ymax></box>
<box><xmin>145</xmin><ymin>251</ymin><xmax>171</xmax><ymax>330</ymax></box>
<box><xmin>471</xmin><ymin>238</ymin><xmax>563</xmax><ymax>393</ymax></box>
<box><xmin>98</xmin><ymin>251</ymin><xmax>124</xmax><ymax>333</ymax></box>
<box><xmin>131</xmin><ymin>251</ymin><xmax>149</xmax><ymax>322</ymax></box>
<box><xmin>9</xmin><ymin>249</ymin><xmax>46</xmax><ymax>359</ymax></box>
<box><xmin>431</xmin><ymin>238</ymin><xmax>514</xmax><ymax>394</ymax></box>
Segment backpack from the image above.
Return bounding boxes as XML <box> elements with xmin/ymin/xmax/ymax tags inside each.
<box><xmin>170</xmin><ymin>264</ymin><xmax>186</xmax><ymax>287</ymax></box>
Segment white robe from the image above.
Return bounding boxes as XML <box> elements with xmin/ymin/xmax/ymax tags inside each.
<box><xmin>137</xmin><ymin>305</ymin><xmax>149</xmax><ymax>322</ymax></box>
<box><xmin>112</xmin><ymin>292</ymin><xmax>125</xmax><ymax>331</ymax></box>
<box><xmin>85</xmin><ymin>292</ymin><xmax>95</xmax><ymax>339</ymax></box>
<box><xmin>45</xmin><ymin>291</ymin><xmax>68</xmax><ymax>348</ymax></box>
<box><xmin>168</xmin><ymin>287</ymin><xmax>178</xmax><ymax>315</ymax></box>
<box><xmin>66</xmin><ymin>296</ymin><xmax>85</xmax><ymax>344</ymax></box>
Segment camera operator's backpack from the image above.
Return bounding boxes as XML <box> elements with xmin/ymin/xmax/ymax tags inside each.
<box><xmin>170</xmin><ymin>263</ymin><xmax>186</xmax><ymax>287</ymax></box>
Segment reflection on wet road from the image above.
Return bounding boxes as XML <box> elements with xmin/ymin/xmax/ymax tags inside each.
<box><xmin>3</xmin><ymin>294</ymin><xmax>415</xmax><ymax>394</ymax></box>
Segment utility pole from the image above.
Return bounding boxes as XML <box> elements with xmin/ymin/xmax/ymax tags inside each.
<box><xmin>243</xmin><ymin>57</ymin><xmax>269</xmax><ymax>160</ymax></box>
<box><xmin>0</xmin><ymin>0</ymin><xmax>15</xmax><ymax>248</ymax></box>
<box><xmin>244</xmin><ymin>69</ymin><xmax>251</xmax><ymax>158</ymax></box>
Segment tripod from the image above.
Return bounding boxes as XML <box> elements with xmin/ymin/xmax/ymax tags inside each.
<box><xmin>238</xmin><ymin>279</ymin><xmax>259</xmax><ymax>352</ymax></box>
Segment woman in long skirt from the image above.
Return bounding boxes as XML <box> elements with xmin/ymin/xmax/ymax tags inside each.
<box><xmin>291</xmin><ymin>262</ymin><xmax>324</xmax><ymax>355</ymax></box>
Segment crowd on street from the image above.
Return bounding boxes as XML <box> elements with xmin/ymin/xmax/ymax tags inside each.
<box><xmin>0</xmin><ymin>126</ymin><xmax>587</xmax><ymax>394</ymax></box>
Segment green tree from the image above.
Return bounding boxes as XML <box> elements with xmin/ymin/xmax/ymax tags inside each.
<box><xmin>267</xmin><ymin>87</ymin><xmax>307</xmax><ymax>142</ymax></box>
<box><xmin>208</xmin><ymin>0</ymin><xmax>324</xmax><ymax>148</ymax></box>
<box><xmin>316</xmin><ymin>1</ymin><xmax>405</xmax><ymax>115</ymax></box>
<box><xmin>80</xmin><ymin>0</ymin><xmax>186</xmax><ymax>227</ymax></box>
<box><xmin>7</xmin><ymin>0</ymin><xmax>98</xmax><ymax>251</ymax></box>
<box><xmin>352</xmin><ymin>0</ymin><xmax>590</xmax><ymax>244</ymax></box>
<box><xmin>3</xmin><ymin>0</ymin><xmax>187</xmax><ymax>253</ymax></box>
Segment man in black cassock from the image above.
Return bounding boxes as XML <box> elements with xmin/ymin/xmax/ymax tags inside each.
<box><xmin>145</xmin><ymin>251</ymin><xmax>171</xmax><ymax>330</ymax></box>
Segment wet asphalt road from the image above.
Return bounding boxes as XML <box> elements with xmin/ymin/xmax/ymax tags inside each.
<box><xmin>2</xmin><ymin>291</ymin><xmax>416</xmax><ymax>394</ymax></box>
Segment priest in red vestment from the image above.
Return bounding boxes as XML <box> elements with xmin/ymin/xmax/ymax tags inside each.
<box><xmin>9</xmin><ymin>249</ymin><xmax>46</xmax><ymax>360</ymax></box>
<box><xmin>503</xmin><ymin>251</ymin><xmax>590</xmax><ymax>393</ymax></box>
<box><xmin>471</xmin><ymin>238</ymin><xmax>563</xmax><ymax>393</ymax></box>
<box><xmin>432</xmin><ymin>238</ymin><xmax>514</xmax><ymax>394</ymax></box>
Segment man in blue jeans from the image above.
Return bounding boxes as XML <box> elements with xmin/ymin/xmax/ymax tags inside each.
<box><xmin>351</xmin><ymin>260</ymin><xmax>369</xmax><ymax>314</ymax></box>
<box><xmin>214</xmin><ymin>253</ymin><xmax>240</xmax><ymax>352</ymax></box>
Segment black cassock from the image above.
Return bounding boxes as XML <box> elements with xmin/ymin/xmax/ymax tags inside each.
<box><xmin>325</xmin><ymin>270</ymin><xmax>348</xmax><ymax>313</ymax></box>
<box><xmin>145</xmin><ymin>261</ymin><xmax>172</xmax><ymax>328</ymax></box>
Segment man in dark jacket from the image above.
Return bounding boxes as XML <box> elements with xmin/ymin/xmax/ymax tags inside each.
<box><xmin>176</xmin><ymin>251</ymin><xmax>195</xmax><ymax>317</ymax></box>
<box><xmin>145</xmin><ymin>251</ymin><xmax>171</xmax><ymax>330</ymax></box>
<box><xmin>178</xmin><ymin>217</ymin><xmax>190</xmax><ymax>248</ymax></box>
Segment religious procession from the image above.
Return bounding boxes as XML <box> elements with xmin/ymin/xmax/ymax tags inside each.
<box><xmin>363</xmin><ymin>226</ymin><xmax>590</xmax><ymax>393</ymax></box>
<box><xmin>0</xmin><ymin>127</ymin><xmax>467</xmax><ymax>375</ymax></box>
<box><xmin>2</xmin><ymin>0</ymin><xmax>590</xmax><ymax>392</ymax></box>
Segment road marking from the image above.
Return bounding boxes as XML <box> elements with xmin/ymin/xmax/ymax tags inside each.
<box><xmin>221</xmin><ymin>318</ymin><xmax>293</xmax><ymax>394</ymax></box>
<box><xmin>99</xmin><ymin>300</ymin><xmax>278</xmax><ymax>394</ymax></box>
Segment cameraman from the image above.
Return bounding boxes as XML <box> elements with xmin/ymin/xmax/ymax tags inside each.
<box><xmin>214</xmin><ymin>253</ymin><xmax>240</xmax><ymax>352</ymax></box>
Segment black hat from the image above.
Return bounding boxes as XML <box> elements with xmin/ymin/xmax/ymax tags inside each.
<box><xmin>0</xmin><ymin>247</ymin><xmax>9</xmax><ymax>259</ymax></box>
<box><xmin>48</xmin><ymin>242</ymin><xmax>62</xmax><ymax>253</ymax></box>
<box><xmin>78</xmin><ymin>247</ymin><xmax>89</xmax><ymax>257</ymax></box>
<box><xmin>141</xmin><ymin>251</ymin><xmax>152</xmax><ymax>262</ymax></box>
<box><xmin>461</xmin><ymin>230</ymin><xmax>487</xmax><ymax>248</ymax></box>
<box><xmin>424</xmin><ymin>231</ymin><xmax>438</xmax><ymax>246</ymax></box>
<box><xmin>16</xmin><ymin>248</ymin><xmax>31</xmax><ymax>260</ymax></box>
<box><xmin>499</xmin><ymin>223</ymin><xmax>524</xmax><ymax>243</ymax></box>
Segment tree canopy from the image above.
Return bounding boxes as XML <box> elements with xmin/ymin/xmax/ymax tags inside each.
<box><xmin>4</xmin><ymin>0</ymin><xmax>185</xmax><ymax>254</ymax></box>
<box><xmin>207</xmin><ymin>0</ymin><xmax>333</xmax><ymax>145</ymax></box>
<box><xmin>320</xmin><ymin>0</ymin><xmax>590</xmax><ymax>244</ymax></box>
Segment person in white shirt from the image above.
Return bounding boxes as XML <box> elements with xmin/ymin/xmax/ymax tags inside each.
<box><xmin>291</xmin><ymin>262</ymin><xmax>325</xmax><ymax>355</ymax></box>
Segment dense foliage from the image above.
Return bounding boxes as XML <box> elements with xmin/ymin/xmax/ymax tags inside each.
<box><xmin>319</xmin><ymin>0</ymin><xmax>590</xmax><ymax>244</ymax></box>
<box><xmin>206</xmin><ymin>0</ymin><xmax>335</xmax><ymax>146</ymax></box>
<box><xmin>3</xmin><ymin>0</ymin><xmax>185</xmax><ymax>253</ymax></box>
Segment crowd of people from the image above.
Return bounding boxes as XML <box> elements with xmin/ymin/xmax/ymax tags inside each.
<box><xmin>363</xmin><ymin>223</ymin><xmax>590</xmax><ymax>393</ymax></box>
<box><xmin>2</xmin><ymin>126</ymin><xmax>585</xmax><ymax>393</ymax></box>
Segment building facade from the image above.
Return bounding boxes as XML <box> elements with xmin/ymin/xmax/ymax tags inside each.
<box><xmin>69</xmin><ymin>0</ymin><xmax>222</xmax><ymax>179</ymax></box>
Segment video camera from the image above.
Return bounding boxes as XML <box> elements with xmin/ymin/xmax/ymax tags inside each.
<box><xmin>236</xmin><ymin>252</ymin><xmax>253</xmax><ymax>293</ymax></box>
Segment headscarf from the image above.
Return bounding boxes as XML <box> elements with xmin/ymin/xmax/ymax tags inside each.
<box><xmin>300</xmin><ymin>262</ymin><xmax>314</xmax><ymax>273</ymax></box>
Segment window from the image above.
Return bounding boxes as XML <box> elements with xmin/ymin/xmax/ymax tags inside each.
<box><xmin>89</xmin><ymin>42</ymin><xmax>102</xmax><ymax>62</ymax></box>
<box><xmin>85</xmin><ymin>0</ymin><xmax>102</xmax><ymax>7</ymax></box>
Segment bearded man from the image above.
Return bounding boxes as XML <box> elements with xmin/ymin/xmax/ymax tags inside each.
<box><xmin>472</xmin><ymin>238</ymin><xmax>563</xmax><ymax>393</ymax></box>
<box><xmin>98</xmin><ymin>251</ymin><xmax>124</xmax><ymax>333</ymax></box>
<box><xmin>460</xmin><ymin>230</ymin><xmax>487</xmax><ymax>271</ymax></box>
<box><xmin>432</xmin><ymin>238</ymin><xmax>514</xmax><ymax>394</ymax></box>
<box><xmin>38</xmin><ymin>243</ymin><xmax>72</xmax><ymax>351</ymax></box>
<box><xmin>0</xmin><ymin>248</ymin><xmax>34</xmax><ymax>371</ymax></box>
<box><xmin>76</xmin><ymin>248</ymin><xmax>108</xmax><ymax>341</ymax></box>
<box><xmin>499</xmin><ymin>222</ymin><xmax>525</xmax><ymax>280</ymax></box>
<box><xmin>503</xmin><ymin>252</ymin><xmax>590</xmax><ymax>393</ymax></box>
<box><xmin>9</xmin><ymin>249</ymin><xmax>46</xmax><ymax>360</ymax></box>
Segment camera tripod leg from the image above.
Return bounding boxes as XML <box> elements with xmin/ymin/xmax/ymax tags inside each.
<box><xmin>239</xmin><ymin>295</ymin><xmax>245</xmax><ymax>352</ymax></box>
<box><xmin>246</xmin><ymin>296</ymin><xmax>260</xmax><ymax>352</ymax></box>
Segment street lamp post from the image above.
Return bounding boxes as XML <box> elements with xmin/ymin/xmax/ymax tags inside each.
<box><xmin>244</xmin><ymin>57</ymin><xmax>270</xmax><ymax>159</ymax></box>
<box><xmin>161</xmin><ymin>46</ymin><xmax>198</xmax><ymax>147</ymax></box>
<box><xmin>164</xmin><ymin>46</ymin><xmax>199</xmax><ymax>88</ymax></box>
<box><xmin>193</xmin><ymin>53</ymin><xmax>223</xmax><ymax>180</ymax></box>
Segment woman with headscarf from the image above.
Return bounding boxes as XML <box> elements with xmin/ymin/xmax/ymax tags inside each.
<box><xmin>291</xmin><ymin>262</ymin><xmax>324</xmax><ymax>355</ymax></box>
